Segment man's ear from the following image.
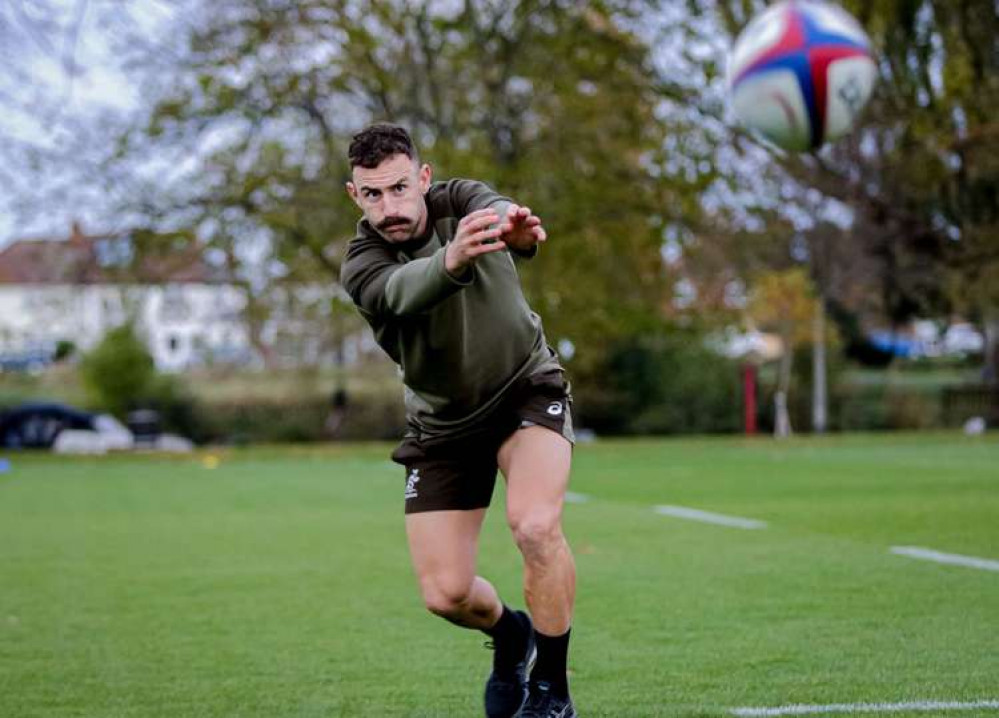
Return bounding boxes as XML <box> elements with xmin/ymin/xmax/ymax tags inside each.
<box><xmin>346</xmin><ymin>181</ymin><xmax>361</xmax><ymax>208</ymax></box>
<box><xmin>418</xmin><ymin>163</ymin><xmax>432</xmax><ymax>193</ymax></box>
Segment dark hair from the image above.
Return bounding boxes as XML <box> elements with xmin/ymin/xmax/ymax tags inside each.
<box><xmin>348</xmin><ymin>123</ymin><xmax>419</xmax><ymax>168</ymax></box>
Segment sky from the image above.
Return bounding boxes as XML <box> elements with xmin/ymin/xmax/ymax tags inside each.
<box><xmin>0</xmin><ymin>1</ymin><xmax>172</xmax><ymax>245</ymax></box>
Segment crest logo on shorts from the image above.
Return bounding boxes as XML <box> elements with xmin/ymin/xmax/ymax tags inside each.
<box><xmin>405</xmin><ymin>468</ymin><xmax>421</xmax><ymax>499</ymax></box>
<box><xmin>546</xmin><ymin>401</ymin><xmax>563</xmax><ymax>416</ymax></box>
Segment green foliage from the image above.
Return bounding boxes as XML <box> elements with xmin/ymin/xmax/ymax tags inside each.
<box><xmin>124</xmin><ymin>0</ymin><xmax>701</xmax><ymax>378</ymax></box>
<box><xmin>749</xmin><ymin>269</ymin><xmax>816</xmax><ymax>343</ymax></box>
<box><xmin>707</xmin><ymin>0</ymin><xmax>999</xmax><ymax>373</ymax></box>
<box><xmin>78</xmin><ymin>326</ymin><xmax>202</xmax><ymax>436</ymax></box>
<box><xmin>834</xmin><ymin>385</ymin><xmax>944</xmax><ymax>431</ymax></box>
<box><xmin>79</xmin><ymin>324</ymin><xmax>157</xmax><ymax>418</ymax></box>
<box><xmin>53</xmin><ymin>340</ymin><xmax>75</xmax><ymax>362</ymax></box>
<box><xmin>575</xmin><ymin>328</ymin><xmax>742</xmax><ymax>435</ymax></box>
<box><xmin>93</xmin><ymin>0</ymin><xmax>999</xmax><ymax>413</ymax></box>
<box><xmin>146</xmin><ymin>373</ymin><xmax>206</xmax><ymax>441</ymax></box>
<box><xmin>195</xmin><ymin>392</ymin><xmax>405</xmax><ymax>445</ymax></box>
<box><xmin>831</xmin><ymin>2</ymin><xmax>998</xmax><ymax>323</ymax></box>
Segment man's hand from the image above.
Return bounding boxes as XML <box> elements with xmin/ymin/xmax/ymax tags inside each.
<box><xmin>445</xmin><ymin>208</ymin><xmax>509</xmax><ymax>277</ymax></box>
<box><xmin>499</xmin><ymin>204</ymin><xmax>547</xmax><ymax>253</ymax></box>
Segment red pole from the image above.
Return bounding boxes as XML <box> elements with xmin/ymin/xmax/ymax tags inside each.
<box><xmin>743</xmin><ymin>364</ymin><xmax>757</xmax><ymax>435</ymax></box>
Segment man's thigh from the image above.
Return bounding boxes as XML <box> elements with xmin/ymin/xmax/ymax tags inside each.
<box><xmin>498</xmin><ymin>425</ymin><xmax>573</xmax><ymax>519</ymax></box>
<box><xmin>406</xmin><ymin>508</ymin><xmax>488</xmax><ymax>587</ymax></box>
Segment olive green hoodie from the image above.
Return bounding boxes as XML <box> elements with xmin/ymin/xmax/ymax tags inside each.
<box><xmin>340</xmin><ymin>178</ymin><xmax>561</xmax><ymax>436</ymax></box>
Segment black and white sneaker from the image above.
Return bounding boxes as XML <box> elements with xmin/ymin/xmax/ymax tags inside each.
<box><xmin>521</xmin><ymin>680</ymin><xmax>577</xmax><ymax>718</ymax></box>
<box><xmin>483</xmin><ymin>611</ymin><xmax>537</xmax><ymax>718</ymax></box>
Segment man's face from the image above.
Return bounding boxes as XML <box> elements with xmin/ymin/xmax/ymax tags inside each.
<box><xmin>347</xmin><ymin>153</ymin><xmax>432</xmax><ymax>243</ymax></box>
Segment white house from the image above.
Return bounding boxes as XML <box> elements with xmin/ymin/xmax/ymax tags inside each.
<box><xmin>0</xmin><ymin>223</ymin><xmax>251</xmax><ymax>371</ymax></box>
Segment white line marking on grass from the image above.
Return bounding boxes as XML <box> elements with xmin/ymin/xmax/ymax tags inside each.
<box><xmin>564</xmin><ymin>491</ymin><xmax>589</xmax><ymax>504</ymax></box>
<box><xmin>890</xmin><ymin>546</ymin><xmax>999</xmax><ymax>573</ymax></box>
<box><xmin>730</xmin><ymin>699</ymin><xmax>999</xmax><ymax>716</ymax></box>
<box><xmin>653</xmin><ymin>505</ymin><xmax>767</xmax><ymax>530</ymax></box>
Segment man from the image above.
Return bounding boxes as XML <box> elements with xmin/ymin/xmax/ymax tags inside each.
<box><xmin>340</xmin><ymin>123</ymin><xmax>577</xmax><ymax>718</ymax></box>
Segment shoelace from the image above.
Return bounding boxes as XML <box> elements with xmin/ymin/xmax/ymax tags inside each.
<box><xmin>526</xmin><ymin>682</ymin><xmax>572</xmax><ymax>717</ymax></box>
<box><xmin>525</xmin><ymin>682</ymin><xmax>551</xmax><ymax>709</ymax></box>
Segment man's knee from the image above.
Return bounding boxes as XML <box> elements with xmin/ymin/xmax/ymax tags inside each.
<box><xmin>509</xmin><ymin>508</ymin><xmax>564</xmax><ymax>560</ymax></box>
<box><xmin>419</xmin><ymin>574</ymin><xmax>475</xmax><ymax>619</ymax></box>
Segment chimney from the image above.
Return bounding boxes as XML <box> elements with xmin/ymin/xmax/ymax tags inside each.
<box><xmin>69</xmin><ymin>220</ymin><xmax>85</xmax><ymax>243</ymax></box>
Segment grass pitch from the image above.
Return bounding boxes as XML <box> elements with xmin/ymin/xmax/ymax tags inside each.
<box><xmin>1</xmin><ymin>434</ymin><xmax>996</xmax><ymax>717</ymax></box>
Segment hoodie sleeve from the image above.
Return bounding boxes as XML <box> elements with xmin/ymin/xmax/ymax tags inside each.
<box><xmin>341</xmin><ymin>237</ymin><xmax>472</xmax><ymax>318</ymax></box>
<box><xmin>445</xmin><ymin>178</ymin><xmax>513</xmax><ymax>217</ymax></box>
<box><xmin>445</xmin><ymin>179</ymin><xmax>537</xmax><ymax>260</ymax></box>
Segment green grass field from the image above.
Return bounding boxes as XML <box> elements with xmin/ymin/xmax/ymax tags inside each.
<box><xmin>1</xmin><ymin>434</ymin><xmax>996</xmax><ymax>717</ymax></box>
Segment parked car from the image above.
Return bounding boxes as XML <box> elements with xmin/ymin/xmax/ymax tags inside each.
<box><xmin>0</xmin><ymin>402</ymin><xmax>97</xmax><ymax>449</ymax></box>
<box><xmin>0</xmin><ymin>402</ymin><xmax>195</xmax><ymax>453</ymax></box>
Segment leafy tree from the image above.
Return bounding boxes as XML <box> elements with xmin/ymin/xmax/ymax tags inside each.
<box><xmin>79</xmin><ymin>324</ymin><xmax>156</xmax><ymax>418</ymax></box>
<box><xmin>575</xmin><ymin>327</ymin><xmax>742</xmax><ymax>435</ymax></box>
<box><xmin>705</xmin><ymin>0</ymin><xmax>999</xmax><ymax>378</ymax></box>
<box><xmin>79</xmin><ymin>323</ymin><xmax>201</xmax><ymax>436</ymax></box>
<box><xmin>112</xmin><ymin>0</ymin><xmax>704</xmax><ymax>382</ymax></box>
<box><xmin>24</xmin><ymin>0</ymin><xmax>998</xmax><ymax>431</ymax></box>
<box><xmin>749</xmin><ymin>268</ymin><xmax>817</xmax><ymax>437</ymax></box>
<box><xmin>53</xmin><ymin>339</ymin><xmax>76</xmax><ymax>362</ymax></box>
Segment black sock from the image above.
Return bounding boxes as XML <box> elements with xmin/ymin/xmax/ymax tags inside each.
<box><xmin>483</xmin><ymin>605</ymin><xmax>529</xmax><ymax>665</ymax></box>
<box><xmin>532</xmin><ymin>627</ymin><xmax>570</xmax><ymax>697</ymax></box>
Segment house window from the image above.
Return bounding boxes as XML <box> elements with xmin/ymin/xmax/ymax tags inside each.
<box><xmin>168</xmin><ymin>335</ymin><xmax>182</xmax><ymax>354</ymax></box>
<box><xmin>95</xmin><ymin>237</ymin><xmax>134</xmax><ymax>268</ymax></box>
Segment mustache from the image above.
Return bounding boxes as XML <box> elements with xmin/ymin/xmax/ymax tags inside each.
<box><xmin>378</xmin><ymin>217</ymin><xmax>411</xmax><ymax>230</ymax></box>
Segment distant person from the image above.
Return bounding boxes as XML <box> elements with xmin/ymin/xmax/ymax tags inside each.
<box><xmin>340</xmin><ymin>123</ymin><xmax>577</xmax><ymax>718</ymax></box>
<box><xmin>324</xmin><ymin>388</ymin><xmax>349</xmax><ymax>438</ymax></box>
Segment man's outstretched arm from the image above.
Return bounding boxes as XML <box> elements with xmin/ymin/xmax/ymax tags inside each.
<box><xmin>341</xmin><ymin>210</ymin><xmax>508</xmax><ymax>318</ymax></box>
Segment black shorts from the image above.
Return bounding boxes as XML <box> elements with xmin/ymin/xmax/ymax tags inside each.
<box><xmin>391</xmin><ymin>368</ymin><xmax>574</xmax><ymax>514</ymax></box>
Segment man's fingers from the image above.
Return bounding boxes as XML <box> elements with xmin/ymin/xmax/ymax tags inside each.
<box><xmin>468</xmin><ymin>240</ymin><xmax>509</xmax><ymax>257</ymax></box>
<box><xmin>458</xmin><ymin>211</ymin><xmax>499</xmax><ymax>230</ymax></box>
<box><xmin>497</xmin><ymin>219</ymin><xmax>540</xmax><ymax>232</ymax></box>
<box><xmin>467</xmin><ymin>220</ymin><xmax>502</xmax><ymax>238</ymax></box>
<box><xmin>459</xmin><ymin>205</ymin><xmax>544</xmax><ymax>254</ymax></box>
<box><xmin>458</xmin><ymin>209</ymin><xmax>499</xmax><ymax>229</ymax></box>
<box><xmin>466</xmin><ymin>227</ymin><xmax>502</xmax><ymax>244</ymax></box>
<box><xmin>462</xmin><ymin>207</ymin><xmax>500</xmax><ymax>221</ymax></box>
<box><xmin>500</xmin><ymin>207</ymin><xmax>541</xmax><ymax>230</ymax></box>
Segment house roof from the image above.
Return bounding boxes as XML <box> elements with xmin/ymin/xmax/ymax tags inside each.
<box><xmin>0</xmin><ymin>222</ymin><xmax>227</xmax><ymax>285</ymax></box>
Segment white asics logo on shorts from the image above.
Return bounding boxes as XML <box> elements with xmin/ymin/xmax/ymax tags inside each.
<box><xmin>547</xmin><ymin>401</ymin><xmax>563</xmax><ymax>416</ymax></box>
<box><xmin>405</xmin><ymin>468</ymin><xmax>420</xmax><ymax>499</ymax></box>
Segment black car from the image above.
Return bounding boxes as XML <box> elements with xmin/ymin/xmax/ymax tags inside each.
<box><xmin>0</xmin><ymin>402</ymin><xmax>97</xmax><ymax>449</ymax></box>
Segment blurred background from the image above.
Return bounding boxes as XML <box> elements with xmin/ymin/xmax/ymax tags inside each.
<box><xmin>0</xmin><ymin>0</ymin><xmax>996</xmax><ymax>451</ymax></box>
